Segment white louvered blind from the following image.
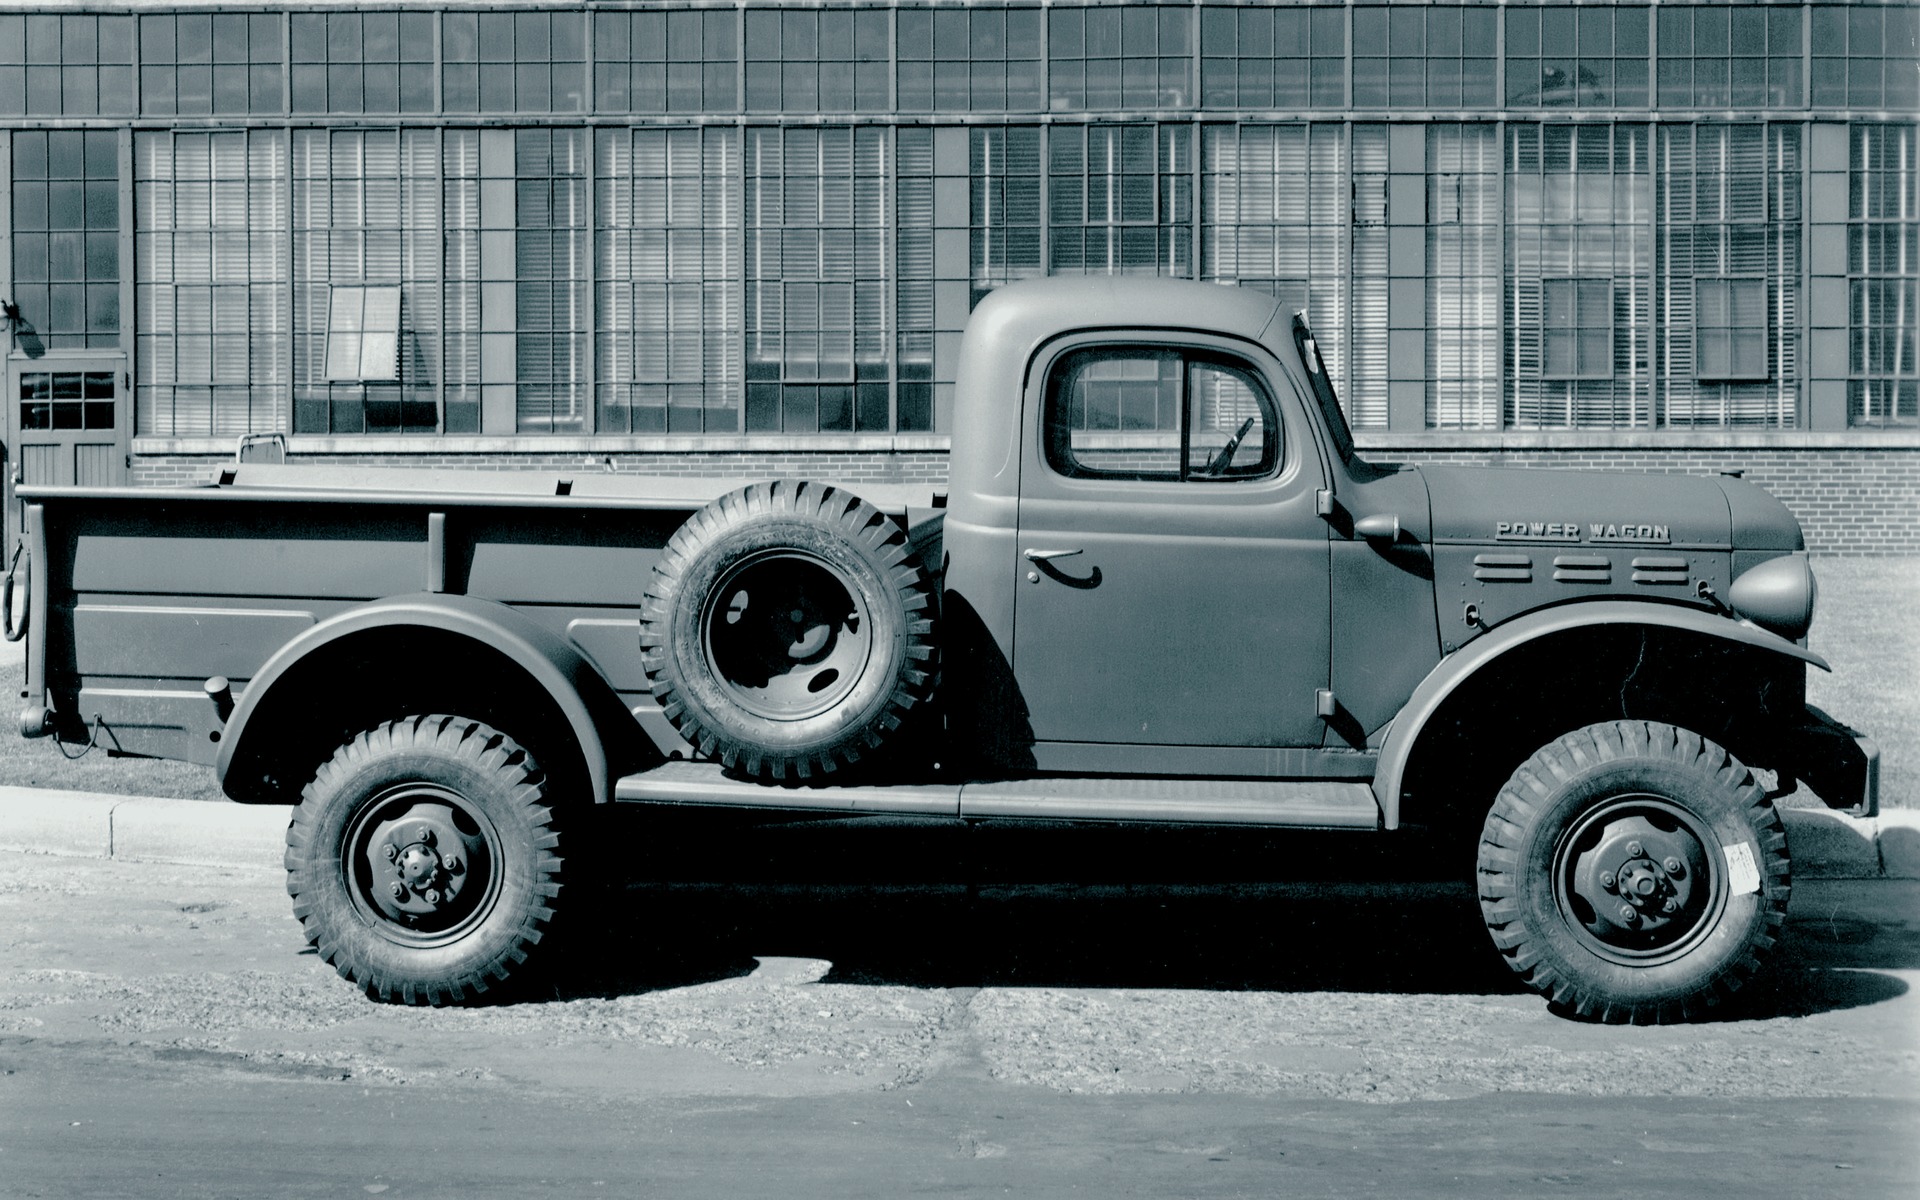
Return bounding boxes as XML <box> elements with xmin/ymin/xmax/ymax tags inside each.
<box><xmin>1426</xmin><ymin>124</ymin><xmax>1502</xmax><ymax>429</ymax></box>
<box><xmin>1200</xmin><ymin>123</ymin><xmax>1356</xmax><ymax>422</ymax></box>
<box><xmin>1656</xmin><ymin>123</ymin><xmax>1798</xmax><ymax>427</ymax></box>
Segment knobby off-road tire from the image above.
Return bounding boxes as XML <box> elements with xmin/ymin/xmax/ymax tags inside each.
<box><xmin>639</xmin><ymin>480</ymin><xmax>937</xmax><ymax>780</ymax></box>
<box><xmin>1477</xmin><ymin>720</ymin><xmax>1790</xmax><ymax>1023</ymax></box>
<box><xmin>286</xmin><ymin>715</ymin><xmax>563</xmax><ymax>1005</ymax></box>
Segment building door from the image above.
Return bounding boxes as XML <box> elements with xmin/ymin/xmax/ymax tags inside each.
<box><xmin>4</xmin><ymin>352</ymin><xmax>129</xmax><ymax>550</ymax></box>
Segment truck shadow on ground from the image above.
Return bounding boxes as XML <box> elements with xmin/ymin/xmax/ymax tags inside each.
<box><xmin>540</xmin><ymin>811</ymin><xmax>1912</xmax><ymax>1022</ymax></box>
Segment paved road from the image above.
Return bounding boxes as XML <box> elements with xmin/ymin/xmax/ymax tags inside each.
<box><xmin>3</xmin><ymin>818</ymin><xmax>1916</xmax><ymax>1197</ymax></box>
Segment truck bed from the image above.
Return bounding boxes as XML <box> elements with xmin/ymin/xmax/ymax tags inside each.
<box><xmin>15</xmin><ymin>466</ymin><xmax>944</xmax><ymax>771</ymax></box>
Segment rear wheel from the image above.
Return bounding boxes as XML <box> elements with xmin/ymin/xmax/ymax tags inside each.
<box><xmin>1476</xmin><ymin>720</ymin><xmax>1790</xmax><ymax>1023</ymax></box>
<box><xmin>285</xmin><ymin>714</ymin><xmax>563</xmax><ymax>1005</ymax></box>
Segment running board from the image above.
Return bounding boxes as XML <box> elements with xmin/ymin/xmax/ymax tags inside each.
<box><xmin>613</xmin><ymin>761</ymin><xmax>1380</xmax><ymax>830</ymax></box>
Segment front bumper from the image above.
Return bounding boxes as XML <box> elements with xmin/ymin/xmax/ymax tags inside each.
<box><xmin>1786</xmin><ymin>705</ymin><xmax>1880</xmax><ymax>818</ymax></box>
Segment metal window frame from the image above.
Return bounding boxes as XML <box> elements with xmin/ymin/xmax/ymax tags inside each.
<box><xmin>1691</xmin><ymin>275</ymin><xmax>1771</xmax><ymax>382</ymax></box>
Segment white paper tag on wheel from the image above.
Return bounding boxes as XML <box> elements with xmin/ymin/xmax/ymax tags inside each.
<box><xmin>1723</xmin><ymin>841</ymin><xmax>1762</xmax><ymax>895</ymax></box>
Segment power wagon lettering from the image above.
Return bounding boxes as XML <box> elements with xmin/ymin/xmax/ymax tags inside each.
<box><xmin>1588</xmin><ymin>522</ymin><xmax>1672</xmax><ymax>544</ymax></box>
<box><xmin>1493</xmin><ymin>520</ymin><xmax>1672</xmax><ymax>544</ymax></box>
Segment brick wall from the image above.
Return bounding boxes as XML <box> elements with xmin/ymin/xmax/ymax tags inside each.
<box><xmin>130</xmin><ymin>442</ymin><xmax>1918</xmax><ymax>554</ymax></box>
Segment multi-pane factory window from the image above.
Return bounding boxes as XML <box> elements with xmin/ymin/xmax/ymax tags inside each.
<box><xmin>744</xmin><ymin>127</ymin><xmax>894</xmax><ymax>433</ymax></box>
<box><xmin>749</xmin><ymin>7</ymin><xmax>890</xmax><ymax>113</ymax></box>
<box><xmin>597</xmin><ymin>127</ymin><xmax>741</xmax><ymax>435</ymax></box>
<box><xmin>1200</xmin><ymin>6</ymin><xmax>1348</xmax><ymax>110</ymax></box>
<box><xmin>11</xmin><ymin>130</ymin><xmax>120</xmax><ymax>350</ymax></box>
<box><xmin>1049</xmin><ymin>5</ymin><xmax>1192</xmax><ymax>111</ymax></box>
<box><xmin>970</xmin><ymin>127</ymin><xmax>1044</xmax><ymax>308</ymax></box>
<box><xmin>290</xmin><ymin>12</ymin><xmax>434</xmax><ymax>115</ymax></box>
<box><xmin>895</xmin><ymin>127</ymin><xmax>936</xmax><ymax>432</ymax></box>
<box><xmin>899</xmin><ymin>6</ymin><xmax>1040</xmax><ymax>113</ymax></box>
<box><xmin>1655</xmin><ymin>124</ymin><xmax>1799</xmax><ymax>427</ymax></box>
<box><xmin>1693</xmin><ymin>279</ymin><xmax>1768</xmax><ymax>381</ymax></box>
<box><xmin>291</xmin><ymin>129</ymin><xmax>464</xmax><ymax>435</ymax></box>
<box><xmin>1506</xmin><ymin>7</ymin><xmax>1650</xmax><ymax>109</ymax></box>
<box><xmin>1199</xmin><ymin>124</ymin><xmax>1352</xmax><ymax>406</ymax></box>
<box><xmin>1813</xmin><ymin>6</ymin><xmax>1920</xmax><ymax>112</ymax></box>
<box><xmin>596</xmin><ymin>8</ymin><xmax>737</xmax><ymax>115</ymax></box>
<box><xmin>443</xmin><ymin>10</ymin><xmax>587</xmax><ymax>115</ymax></box>
<box><xmin>1541</xmin><ymin>279</ymin><xmax>1615</xmax><ymax>379</ymax></box>
<box><xmin>1506</xmin><ymin>124</ymin><xmax>1652</xmax><ymax>428</ymax></box>
<box><xmin>441</xmin><ymin>130</ymin><xmax>482</xmax><ymax>431</ymax></box>
<box><xmin>140</xmin><ymin>13</ymin><xmax>279</xmax><ymax>117</ymax></box>
<box><xmin>512</xmin><ymin>129</ymin><xmax>590</xmax><ymax>433</ymax></box>
<box><xmin>1050</xmin><ymin>125</ymin><xmax>1193</xmax><ymax>277</ymax></box>
<box><xmin>134</xmin><ymin>130</ymin><xmax>288</xmax><ymax>436</ymax></box>
<box><xmin>0</xmin><ymin>13</ymin><xmax>134</xmax><ymax>116</ymax></box>
<box><xmin>1353</xmin><ymin>7</ymin><xmax>1499</xmax><ymax>110</ymax></box>
<box><xmin>1427</xmin><ymin>124</ymin><xmax>1503</xmax><ymax>429</ymax></box>
<box><xmin>1658</xmin><ymin>7</ymin><xmax>1804</xmax><ymax>110</ymax></box>
<box><xmin>1849</xmin><ymin>125</ymin><xmax>1918</xmax><ymax>426</ymax></box>
<box><xmin>1347</xmin><ymin>124</ymin><xmax>1390</xmax><ymax>428</ymax></box>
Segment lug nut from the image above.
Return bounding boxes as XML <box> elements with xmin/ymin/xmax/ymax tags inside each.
<box><xmin>389</xmin><ymin>881</ymin><xmax>407</xmax><ymax>900</ymax></box>
<box><xmin>443</xmin><ymin>855</ymin><xmax>462</xmax><ymax>874</ymax></box>
<box><xmin>1662</xmin><ymin>898</ymin><xmax>1678</xmax><ymax>914</ymax></box>
<box><xmin>1619</xmin><ymin>905</ymin><xmax>1638</xmax><ymax>924</ymax></box>
<box><xmin>1625</xmin><ymin>840</ymin><xmax>1644</xmax><ymax>858</ymax></box>
<box><xmin>1664</xmin><ymin>856</ymin><xmax>1684</xmax><ymax>876</ymax></box>
<box><xmin>418</xmin><ymin>827</ymin><xmax>436</xmax><ymax>847</ymax></box>
<box><xmin>1600</xmin><ymin>870</ymin><xmax>1617</xmax><ymax>891</ymax></box>
<box><xmin>381</xmin><ymin>843</ymin><xmax>398</xmax><ymax>862</ymax></box>
<box><xmin>424</xmin><ymin>889</ymin><xmax>441</xmax><ymax>905</ymax></box>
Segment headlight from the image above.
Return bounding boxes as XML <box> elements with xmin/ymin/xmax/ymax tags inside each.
<box><xmin>1727</xmin><ymin>554</ymin><xmax>1816</xmax><ymax>640</ymax></box>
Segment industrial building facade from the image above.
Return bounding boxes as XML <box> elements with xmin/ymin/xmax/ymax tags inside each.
<box><xmin>0</xmin><ymin>2</ymin><xmax>1915</xmax><ymax>550</ymax></box>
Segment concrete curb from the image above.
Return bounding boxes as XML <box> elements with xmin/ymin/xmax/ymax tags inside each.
<box><xmin>0</xmin><ymin>786</ymin><xmax>285</xmax><ymax>869</ymax></box>
<box><xmin>0</xmin><ymin>784</ymin><xmax>1913</xmax><ymax>878</ymax></box>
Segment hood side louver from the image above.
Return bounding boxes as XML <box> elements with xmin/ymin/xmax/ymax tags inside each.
<box><xmin>1631</xmin><ymin>555</ymin><xmax>1691</xmax><ymax>586</ymax></box>
<box><xmin>1553</xmin><ymin>554</ymin><xmax>1612</xmax><ymax>584</ymax></box>
<box><xmin>1472</xmin><ymin>552</ymin><xmax>1533</xmax><ymax>582</ymax></box>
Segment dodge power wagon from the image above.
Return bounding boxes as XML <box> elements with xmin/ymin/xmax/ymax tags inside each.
<box><xmin>9</xmin><ymin>277</ymin><xmax>1878</xmax><ymax>1022</ymax></box>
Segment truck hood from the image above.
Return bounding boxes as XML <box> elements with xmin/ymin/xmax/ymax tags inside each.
<box><xmin>1420</xmin><ymin>464</ymin><xmax>1734</xmax><ymax>549</ymax></box>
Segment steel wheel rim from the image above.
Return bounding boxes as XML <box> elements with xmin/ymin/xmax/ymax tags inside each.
<box><xmin>343</xmin><ymin>782</ymin><xmax>504</xmax><ymax>948</ymax></box>
<box><xmin>1551</xmin><ymin>792</ymin><xmax>1727</xmax><ymax>967</ymax></box>
<box><xmin>700</xmin><ymin>549</ymin><xmax>875</xmax><ymax>722</ymax></box>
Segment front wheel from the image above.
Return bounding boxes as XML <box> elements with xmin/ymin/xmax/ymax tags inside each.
<box><xmin>285</xmin><ymin>715</ymin><xmax>564</xmax><ymax>1005</ymax></box>
<box><xmin>1476</xmin><ymin>721</ymin><xmax>1790</xmax><ymax>1023</ymax></box>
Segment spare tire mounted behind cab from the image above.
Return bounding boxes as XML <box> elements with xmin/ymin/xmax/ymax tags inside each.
<box><xmin>638</xmin><ymin>480</ymin><xmax>937</xmax><ymax>780</ymax></box>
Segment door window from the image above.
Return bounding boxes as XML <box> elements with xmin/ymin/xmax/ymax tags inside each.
<box><xmin>19</xmin><ymin>370</ymin><xmax>116</xmax><ymax>430</ymax></box>
<box><xmin>1044</xmin><ymin>347</ymin><xmax>1279</xmax><ymax>481</ymax></box>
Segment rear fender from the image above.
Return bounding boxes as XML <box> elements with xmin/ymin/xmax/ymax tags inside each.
<box><xmin>1372</xmin><ymin>601</ymin><xmax>1829</xmax><ymax>829</ymax></box>
<box><xmin>217</xmin><ymin>593</ymin><xmax>621</xmax><ymax>803</ymax></box>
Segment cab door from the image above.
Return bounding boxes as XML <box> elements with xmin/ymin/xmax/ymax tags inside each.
<box><xmin>1010</xmin><ymin>335</ymin><xmax>1330</xmax><ymax>754</ymax></box>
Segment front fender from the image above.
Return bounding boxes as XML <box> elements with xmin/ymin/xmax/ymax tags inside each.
<box><xmin>216</xmin><ymin>593</ymin><xmax>617</xmax><ymax>803</ymax></box>
<box><xmin>1371</xmin><ymin>601</ymin><xmax>1829</xmax><ymax>829</ymax></box>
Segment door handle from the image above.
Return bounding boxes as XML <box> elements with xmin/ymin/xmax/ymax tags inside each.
<box><xmin>1023</xmin><ymin>548</ymin><xmax>1084</xmax><ymax>561</ymax></box>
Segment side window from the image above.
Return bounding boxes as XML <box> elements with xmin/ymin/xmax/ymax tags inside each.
<box><xmin>1045</xmin><ymin>348</ymin><xmax>1280</xmax><ymax>481</ymax></box>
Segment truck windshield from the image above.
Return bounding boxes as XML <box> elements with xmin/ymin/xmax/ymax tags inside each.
<box><xmin>1290</xmin><ymin>310</ymin><xmax>1357</xmax><ymax>465</ymax></box>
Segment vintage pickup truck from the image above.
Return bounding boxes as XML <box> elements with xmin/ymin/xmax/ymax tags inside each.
<box><xmin>9</xmin><ymin>277</ymin><xmax>1877</xmax><ymax>1022</ymax></box>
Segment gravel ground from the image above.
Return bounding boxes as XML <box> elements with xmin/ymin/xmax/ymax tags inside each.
<box><xmin>4</xmin><ymin>852</ymin><xmax>1915</xmax><ymax>1108</ymax></box>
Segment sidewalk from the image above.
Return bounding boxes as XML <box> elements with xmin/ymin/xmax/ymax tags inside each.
<box><xmin>0</xmin><ymin>781</ymin><xmax>1913</xmax><ymax>878</ymax></box>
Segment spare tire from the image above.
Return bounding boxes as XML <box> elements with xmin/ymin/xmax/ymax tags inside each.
<box><xmin>639</xmin><ymin>480</ymin><xmax>937</xmax><ymax>780</ymax></box>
